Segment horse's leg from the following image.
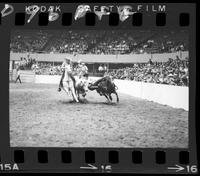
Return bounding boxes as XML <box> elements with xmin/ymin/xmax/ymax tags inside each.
<box><xmin>71</xmin><ymin>88</ymin><xmax>79</xmax><ymax>102</ymax></box>
<box><xmin>114</xmin><ymin>91</ymin><xmax>119</xmax><ymax>103</ymax></box>
<box><xmin>77</xmin><ymin>90</ymin><xmax>81</xmax><ymax>101</ymax></box>
<box><xmin>109</xmin><ymin>94</ymin><xmax>113</xmax><ymax>102</ymax></box>
<box><xmin>103</xmin><ymin>93</ymin><xmax>111</xmax><ymax>103</ymax></box>
<box><xmin>70</xmin><ymin>82</ymin><xmax>79</xmax><ymax>103</ymax></box>
<box><xmin>62</xmin><ymin>82</ymin><xmax>71</xmax><ymax>96</ymax></box>
<box><xmin>68</xmin><ymin>88</ymin><xmax>75</xmax><ymax>102</ymax></box>
<box><xmin>58</xmin><ymin>71</ymin><xmax>65</xmax><ymax>91</ymax></box>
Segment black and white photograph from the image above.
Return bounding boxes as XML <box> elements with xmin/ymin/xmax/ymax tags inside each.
<box><xmin>9</xmin><ymin>29</ymin><xmax>189</xmax><ymax>148</ymax></box>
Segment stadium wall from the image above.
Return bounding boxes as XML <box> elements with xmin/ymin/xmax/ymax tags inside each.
<box><xmin>114</xmin><ymin>80</ymin><xmax>188</xmax><ymax>111</ymax></box>
<box><xmin>34</xmin><ymin>75</ymin><xmax>188</xmax><ymax>111</ymax></box>
<box><xmin>10</xmin><ymin>51</ymin><xmax>189</xmax><ymax>63</ymax></box>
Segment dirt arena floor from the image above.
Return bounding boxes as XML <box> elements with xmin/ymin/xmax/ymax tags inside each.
<box><xmin>9</xmin><ymin>83</ymin><xmax>188</xmax><ymax>148</ymax></box>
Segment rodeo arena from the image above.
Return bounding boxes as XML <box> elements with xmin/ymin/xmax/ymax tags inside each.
<box><xmin>9</xmin><ymin>30</ymin><xmax>189</xmax><ymax>148</ymax></box>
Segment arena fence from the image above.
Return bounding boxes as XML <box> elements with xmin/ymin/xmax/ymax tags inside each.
<box><xmin>32</xmin><ymin>75</ymin><xmax>188</xmax><ymax>111</ymax></box>
<box><xmin>10</xmin><ymin>51</ymin><xmax>189</xmax><ymax>63</ymax></box>
<box><xmin>114</xmin><ymin>80</ymin><xmax>188</xmax><ymax>111</ymax></box>
<box><xmin>9</xmin><ymin>70</ymin><xmax>35</xmax><ymax>83</ymax></box>
<box><xmin>9</xmin><ymin>70</ymin><xmax>14</xmax><ymax>82</ymax></box>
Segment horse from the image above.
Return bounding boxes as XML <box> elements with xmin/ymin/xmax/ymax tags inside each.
<box><xmin>58</xmin><ymin>70</ymin><xmax>79</xmax><ymax>102</ymax></box>
<box><xmin>88</xmin><ymin>76</ymin><xmax>119</xmax><ymax>103</ymax></box>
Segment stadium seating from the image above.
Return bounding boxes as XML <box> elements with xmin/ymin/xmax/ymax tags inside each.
<box><xmin>106</xmin><ymin>58</ymin><xmax>189</xmax><ymax>86</ymax></box>
<box><xmin>10</xmin><ymin>30</ymin><xmax>189</xmax><ymax>86</ymax></box>
<box><xmin>10</xmin><ymin>30</ymin><xmax>188</xmax><ymax>54</ymax></box>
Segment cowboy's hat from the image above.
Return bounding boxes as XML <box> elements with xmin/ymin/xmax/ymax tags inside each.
<box><xmin>65</xmin><ymin>57</ymin><xmax>72</xmax><ymax>61</ymax></box>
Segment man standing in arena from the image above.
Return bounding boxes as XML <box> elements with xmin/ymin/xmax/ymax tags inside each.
<box><xmin>58</xmin><ymin>57</ymin><xmax>75</xmax><ymax>92</ymax></box>
<box><xmin>15</xmin><ymin>63</ymin><xmax>22</xmax><ymax>84</ymax></box>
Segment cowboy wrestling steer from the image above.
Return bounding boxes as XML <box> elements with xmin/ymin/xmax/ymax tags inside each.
<box><xmin>58</xmin><ymin>70</ymin><xmax>87</xmax><ymax>100</ymax></box>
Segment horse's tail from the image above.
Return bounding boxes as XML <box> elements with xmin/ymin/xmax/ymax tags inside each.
<box><xmin>69</xmin><ymin>73</ymin><xmax>77</xmax><ymax>92</ymax></box>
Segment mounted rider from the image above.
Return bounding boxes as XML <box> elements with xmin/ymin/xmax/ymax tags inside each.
<box><xmin>58</xmin><ymin>57</ymin><xmax>75</xmax><ymax>92</ymax></box>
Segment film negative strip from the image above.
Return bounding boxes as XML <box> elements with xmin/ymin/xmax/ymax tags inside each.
<box><xmin>0</xmin><ymin>2</ymin><xmax>198</xmax><ymax>174</ymax></box>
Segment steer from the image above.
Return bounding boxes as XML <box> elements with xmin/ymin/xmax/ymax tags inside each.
<box><xmin>88</xmin><ymin>76</ymin><xmax>119</xmax><ymax>103</ymax></box>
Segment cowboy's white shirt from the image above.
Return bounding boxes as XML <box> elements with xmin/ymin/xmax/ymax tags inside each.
<box><xmin>77</xmin><ymin>65</ymin><xmax>88</xmax><ymax>76</ymax></box>
<box><xmin>61</xmin><ymin>62</ymin><xmax>72</xmax><ymax>72</ymax></box>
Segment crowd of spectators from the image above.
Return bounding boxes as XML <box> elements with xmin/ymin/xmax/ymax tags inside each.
<box><xmin>11</xmin><ymin>30</ymin><xmax>189</xmax><ymax>86</ymax></box>
<box><xmin>11</xmin><ymin>30</ymin><xmax>51</xmax><ymax>53</ymax></box>
<box><xmin>10</xmin><ymin>30</ymin><xmax>188</xmax><ymax>54</ymax></box>
<box><xmin>31</xmin><ymin>63</ymin><xmax>63</xmax><ymax>75</ymax></box>
<box><xmin>17</xmin><ymin>55</ymin><xmax>36</xmax><ymax>70</ymax></box>
<box><xmin>106</xmin><ymin>57</ymin><xmax>189</xmax><ymax>86</ymax></box>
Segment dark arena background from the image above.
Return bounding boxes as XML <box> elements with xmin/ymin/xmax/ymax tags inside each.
<box><xmin>9</xmin><ymin>30</ymin><xmax>188</xmax><ymax>148</ymax></box>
